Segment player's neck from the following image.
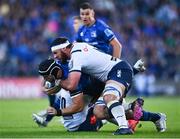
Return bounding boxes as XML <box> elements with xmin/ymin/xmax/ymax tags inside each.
<box><xmin>87</xmin><ymin>19</ymin><xmax>95</xmax><ymax>27</ymax></box>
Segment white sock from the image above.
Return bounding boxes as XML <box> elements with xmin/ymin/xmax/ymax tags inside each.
<box><xmin>107</xmin><ymin>100</ymin><xmax>128</xmax><ymax>128</ymax></box>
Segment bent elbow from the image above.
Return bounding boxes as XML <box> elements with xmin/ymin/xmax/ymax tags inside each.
<box><xmin>74</xmin><ymin>103</ymin><xmax>84</xmax><ymax>113</ymax></box>
<box><xmin>78</xmin><ymin>105</ymin><xmax>84</xmax><ymax>112</ymax></box>
<box><xmin>66</xmin><ymin>84</ymin><xmax>76</xmax><ymax>92</ymax></box>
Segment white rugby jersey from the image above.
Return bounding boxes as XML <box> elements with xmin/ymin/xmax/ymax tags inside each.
<box><xmin>57</xmin><ymin>89</ymin><xmax>88</xmax><ymax>131</ymax></box>
<box><xmin>69</xmin><ymin>43</ymin><xmax>121</xmax><ymax>82</ymax></box>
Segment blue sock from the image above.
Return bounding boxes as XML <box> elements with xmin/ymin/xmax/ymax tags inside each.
<box><xmin>45</xmin><ymin>114</ymin><xmax>54</xmax><ymax>122</ymax></box>
<box><xmin>48</xmin><ymin>95</ymin><xmax>56</xmax><ymax>106</ymax></box>
<box><xmin>46</xmin><ymin>95</ymin><xmax>60</xmax><ymax>123</ymax></box>
<box><xmin>140</xmin><ymin>111</ymin><xmax>160</xmax><ymax>122</ymax></box>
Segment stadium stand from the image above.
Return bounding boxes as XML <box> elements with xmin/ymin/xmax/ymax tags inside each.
<box><xmin>0</xmin><ymin>0</ymin><xmax>179</xmax><ymax>91</ymax></box>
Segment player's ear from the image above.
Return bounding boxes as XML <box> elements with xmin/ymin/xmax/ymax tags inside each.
<box><xmin>92</xmin><ymin>10</ymin><xmax>95</xmax><ymax>17</ymax></box>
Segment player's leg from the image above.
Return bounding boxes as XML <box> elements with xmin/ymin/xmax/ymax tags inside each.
<box><xmin>103</xmin><ymin>61</ymin><xmax>135</xmax><ymax>135</ymax></box>
<box><xmin>124</xmin><ymin>97</ymin><xmax>166</xmax><ymax>132</ymax></box>
<box><xmin>33</xmin><ymin>93</ymin><xmax>60</xmax><ymax>127</ymax></box>
<box><xmin>77</xmin><ymin>107</ymin><xmax>104</xmax><ymax>131</ymax></box>
<box><xmin>94</xmin><ymin>97</ymin><xmax>142</xmax><ymax>131</ymax></box>
<box><xmin>126</xmin><ymin>98</ymin><xmax>166</xmax><ymax>132</ymax></box>
<box><xmin>102</xmin><ymin>81</ymin><xmax>133</xmax><ymax>135</ymax></box>
<box><xmin>133</xmin><ymin>59</ymin><xmax>146</xmax><ymax>75</ymax></box>
<box><xmin>140</xmin><ymin>111</ymin><xmax>166</xmax><ymax>132</ymax></box>
<box><xmin>122</xmin><ymin>98</ymin><xmax>143</xmax><ymax>131</ymax></box>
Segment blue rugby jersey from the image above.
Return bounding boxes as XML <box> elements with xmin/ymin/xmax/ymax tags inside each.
<box><xmin>76</xmin><ymin>19</ymin><xmax>115</xmax><ymax>55</ymax></box>
<box><xmin>56</xmin><ymin>60</ymin><xmax>69</xmax><ymax>80</ymax></box>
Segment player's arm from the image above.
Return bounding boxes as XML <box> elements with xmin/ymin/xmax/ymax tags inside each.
<box><xmin>43</xmin><ymin>85</ymin><xmax>61</xmax><ymax>95</ymax></box>
<box><xmin>61</xmin><ymin>93</ymin><xmax>84</xmax><ymax>115</ymax></box>
<box><xmin>42</xmin><ymin>79</ymin><xmax>61</xmax><ymax>95</ymax></box>
<box><xmin>101</xmin><ymin>23</ymin><xmax>122</xmax><ymax>58</ymax></box>
<box><xmin>60</xmin><ymin>71</ymin><xmax>81</xmax><ymax>91</ymax></box>
<box><xmin>109</xmin><ymin>37</ymin><xmax>122</xmax><ymax>58</ymax></box>
<box><xmin>60</xmin><ymin>51</ymin><xmax>83</xmax><ymax>91</ymax></box>
<box><xmin>47</xmin><ymin>93</ymin><xmax>85</xmax><ymax>116</ymax></box>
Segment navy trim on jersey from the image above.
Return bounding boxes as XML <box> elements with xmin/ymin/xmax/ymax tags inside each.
<box><xmin>109</xmin><ymin>101</ymin><xmax>121</xmax><ymax>110</ymax></box>
<box><xmin>111</xmin><ymin>56</ymin><xmax>117</xmax><ymax>61</ymax></box>
<box><xmin>71</xmin><ymin>50</ymin><xmax>82</xmax><ymax>54</ymax></box>
<box><xmin>69</xmin><ymin>70</ymin><xmax>81</xmax><ymax>73</ymax></box>
<box><xmin>109</xmin><ymin>36</ymin><xmax>115</xmax><ymax>42</ymax></box>
<box><xmin>70</xmin><ymin>91</ymin><xmax>82</xmax><ymax>97</ymax></box>
<box><xmin>103</xmin><ymin>86</ymin><xmax>121</xmax><ymax>97</ymax></box>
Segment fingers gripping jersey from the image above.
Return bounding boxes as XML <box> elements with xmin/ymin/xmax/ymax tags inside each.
<box><xmin>69</xmin><ymin>43</ymin><xmax>121</xmax><ymax>82</ymax></box>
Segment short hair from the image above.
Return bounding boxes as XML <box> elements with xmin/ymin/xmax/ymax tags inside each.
<box><xmin>79</xmin><ymin>2</ymin><xmax>93</xmax><ymax>10</ymax></box>
<box><xmin>38</xmin><ymin>59</ymin><xmax>61</xmax><ymax>77</ymax></box>
<box><xmin>50</xmin><ymin>37</ymin><xmax>68</xmax><ymax>48</ymax></box>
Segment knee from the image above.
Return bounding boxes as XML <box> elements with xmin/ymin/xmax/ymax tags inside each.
<box><xmin>93</xmin><ymin>105</ymin><xmax>106</xmax><ymax>119</ymax></box>
<box><xmin>103</xmin><ymin>94</ymin><xmax>117</xmax><ymax>104</ymax></box>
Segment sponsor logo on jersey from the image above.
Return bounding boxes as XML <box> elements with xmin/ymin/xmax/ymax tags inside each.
<box><xmin>104</xmin><ymin>29</ymin><xmax>113</xmax><ymax>37</ymax></box>
<box><xmin>83</xmin><ymin>46</ymin><xmax>88</xmax><ymax>52</ymax></box>
<box><xmin>80</xmin><ymin>32</ymin><xmax>84</xmax><ymax>36</ymax></box>
<box><xmin>85</xmin><ymin>38</ymin><xmax>89</xmax><ymax>42</ymax></box>
<box><xmin>91</xmin><ymin>31</ymin><xmax>97</xmax><ymax>37</ymax></box>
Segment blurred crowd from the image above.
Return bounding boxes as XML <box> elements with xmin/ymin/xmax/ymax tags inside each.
<box><xmin>0</xmin><ymin>0</ymin><xmax>179</xmax><ymax>82</ymax></box>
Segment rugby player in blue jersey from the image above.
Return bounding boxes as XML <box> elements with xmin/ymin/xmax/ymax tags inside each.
<box><xmin>76</xmin><ymin>2</ymin><xmax>122</xmax><ymax>58</ymax></box>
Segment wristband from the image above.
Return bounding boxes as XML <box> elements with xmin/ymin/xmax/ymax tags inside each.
<box><xmin>57</xmin><ymin>109</ymin><xmax>62</xmax><ymax>116</ymax></box>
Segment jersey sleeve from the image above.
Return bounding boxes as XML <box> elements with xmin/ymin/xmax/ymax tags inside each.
<box><xmin>68</xmin><ymin>49</ymin><xmax>83</xmax><ymax>73</ymax></box>
<box><xmin>98</xmin><ymin>21</ymin><xmax>115</xmax><ymax>42</ymax></box>
<box><xmin>70</xmin><ymin>90</ymin><xmax>82</xmax><ymax>98</ymax></box>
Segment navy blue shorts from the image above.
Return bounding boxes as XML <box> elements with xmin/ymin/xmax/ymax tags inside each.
<box><xmin>83</xmin><ymin>77</ymin><xmax>105</xmax><ymax>98</ymax></box>
<box><xmin>107</xmin><ymin>61</ymin><xmax>133</xmax><ymax>94</ymax></box>
<box><xmin>77</xmin><ymin>107</ymin><xmax>103</xmax><ymax>131</ymax></box>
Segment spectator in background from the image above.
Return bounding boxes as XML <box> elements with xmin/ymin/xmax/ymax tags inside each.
<box><xmin>0</xmin><ymin>0</ymin><xmax>178</xmax><ymax>84</ymax></box>
<box><xmin>72</xmin><ymin>16</ymin><xmax>83</xmax><ymax>40</ymax></box>
<box><xmin>73</xmin><ymin>16</ymin><xmax>83</xmax><ymax>33</ymax></box>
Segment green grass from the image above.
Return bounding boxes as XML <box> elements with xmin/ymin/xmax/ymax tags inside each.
<box><xmin>0</xmin><ymin>97</ymin><xmax>180</xmax><ymax>138</ymax></box>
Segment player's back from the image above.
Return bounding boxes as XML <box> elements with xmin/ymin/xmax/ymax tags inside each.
<box><xmin>70</xmin><ymin>43</ymin><xmax>121</xmax><ymax>82</ymax></box>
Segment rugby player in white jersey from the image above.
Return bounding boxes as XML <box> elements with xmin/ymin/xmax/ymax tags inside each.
<box><xmin>34</xmin><ymin>58</ymin><xmax>166</xmax><ymax>133</ymax></box>
<box><xmin>50</xmin><ymin>37</ymin><xmax>167</xmax><ymax>135</ymax></box>
<box><xmin>50</xmin><ymin>37</ymin><xmax>135</xmax><ymax>135</ymax></box>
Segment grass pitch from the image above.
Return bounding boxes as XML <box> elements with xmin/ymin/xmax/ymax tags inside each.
<box><xmin>0</xmin><ymin>96</ymin><xmax>180</xmax><ymax>138</ymax></box>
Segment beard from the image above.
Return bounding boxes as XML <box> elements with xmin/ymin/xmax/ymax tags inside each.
<box><xmin>60</xmin><ymin>52</ymin><xmax>69</xmax><ymax>64</ymax></box>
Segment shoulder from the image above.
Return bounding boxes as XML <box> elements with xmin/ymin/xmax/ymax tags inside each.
<box><xmin>71</xmin><ymin>43</ymin><xmax>87</xmax><ymax>53</ymax></box>
<box><xmin>60</xmin><ymin>89</ymin><xmax>71</xmax><ymax>98</ymax></box>
<box><xmin>96</xmin><ymin>19</ymin><xmax>110</xmax><ymax>29</ymax></box>
<box><xmin>71</xmin><ymin>43</ymin><xmax>94</xmax><ymax>54</ymax></box>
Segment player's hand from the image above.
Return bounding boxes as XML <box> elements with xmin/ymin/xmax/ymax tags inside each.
<box><xmin>42</xmin><ymin>80</ymin><xmax>61</xmax><ymax>95</ymax></box>
<box><xmin>42</xmin><ymin>85</ymin><xmax>61</xmax><ymax>95</ymax></box>
<box><xmin>47</xmin><ymin>107</ymin><xmax>57</xmax><ymax>115</ymax></box>
<box><xmin>133</xmin><ymin>59</ymin><xmax>146</xmax><ymax>72</ymax></box>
